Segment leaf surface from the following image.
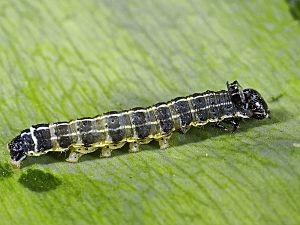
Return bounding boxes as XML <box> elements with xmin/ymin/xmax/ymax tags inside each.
<box><xmin>0</xmin><ymin>1</ymin><xmax>300</xmax><ymax>224</ymax></box>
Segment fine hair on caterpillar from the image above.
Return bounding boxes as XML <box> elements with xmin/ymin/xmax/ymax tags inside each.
<box><xmin>8</xmin><ymin>81</ymin><xmax>270</xmax><ymax>168</ymax></box>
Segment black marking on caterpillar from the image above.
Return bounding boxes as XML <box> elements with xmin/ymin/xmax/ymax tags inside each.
<box><xmin>8</xmin><ymin>81</ymin><xmax>270</xmax><ymax>167</ymax></box>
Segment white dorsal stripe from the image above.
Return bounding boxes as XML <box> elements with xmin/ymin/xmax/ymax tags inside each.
<box><xmin>30</xmin><ymin>126</ymin><xmax>38</xmax><ymax>152</ymax></box>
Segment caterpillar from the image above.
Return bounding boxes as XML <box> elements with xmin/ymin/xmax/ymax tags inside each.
<box><xmin>8</xmin><ymin>81</ymin><xmax>270</xmax><ymax>168</ymax></box>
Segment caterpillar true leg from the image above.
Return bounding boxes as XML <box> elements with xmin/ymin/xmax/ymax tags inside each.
<box><xmin>215</xmin><ymin>122</ymin><xmax>228</xmax><ymax>131</ymax></box>
<box><xmin>179</xmin><ymin>126</ymin><xmax>191</xmax><ymax>134</ymax></box>
<box><xmin>224</xmin><ymin>118</ymin><xmax>240</xmax><ymax>132</ymax></box>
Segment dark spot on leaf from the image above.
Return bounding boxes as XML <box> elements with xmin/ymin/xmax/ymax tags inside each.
<box><xmin>18</xmin><ymin>169</ymin><xmax>62</xmax><ymax>192</ymax></box>
<box><xmin>270</xmin><ymin>93</ymin><xmax>285</xmax><ymax>103</ymax></box>
<box><xmin>286</xmin><ymin>0</ymin><xmax>300</xmax><ymax>21</ymax></box>
<box><xmin>0</xmin><ymin>163</ymin><xmax>13</xmax><ymax>180</ymax></box>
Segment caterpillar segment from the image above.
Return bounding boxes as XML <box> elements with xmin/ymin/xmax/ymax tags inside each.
<box><xmin>8</xmin><ymin>81</ymin><xmax>270</xmax><ymax>167</ymax></box>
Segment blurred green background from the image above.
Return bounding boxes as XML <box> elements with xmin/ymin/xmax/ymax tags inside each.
<box><xmin>0</xmin><ymin>0</ymin><xmax>300</xmax><ymax>224</ymax></box>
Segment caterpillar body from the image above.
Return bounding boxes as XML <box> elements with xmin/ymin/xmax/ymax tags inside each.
<box><xmin>8</xmin><ymin>81</ymin><xmax>270</xmax><ymax>167</ymax></box>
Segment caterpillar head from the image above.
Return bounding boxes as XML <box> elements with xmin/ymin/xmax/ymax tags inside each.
<box><xmin>7</xmin><ymin>130</ymin><xmax>34</xmax><ymax>167</ymax></box>
<box><xmin>243</xmin><ymin>88</ymin><xmax>270</xmax><ymax>119</ymax></box>
<box><xmin>227</xmin><ymin>81</ymin><xmax>270</xmax><ymax>119</ymax></box>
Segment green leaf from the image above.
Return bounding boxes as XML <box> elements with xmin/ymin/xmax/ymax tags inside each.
<box><xmin>1</xmin><ymin>1</ymin><xmax>300</xmax><ymax>224</ymax></box>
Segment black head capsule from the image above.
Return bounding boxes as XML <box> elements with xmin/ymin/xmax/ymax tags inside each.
<box><xmin>7</xmin><ymin>129</ymin><xmax>35</xmax><ymax>168</ymax></box>
<box><xmin>243</xmin><ymin>88</ymin><xmax>270</xmax><ymax>119</ymax></box>
<box><xmin>227</xmin><ymin>81</ymin><xmax>270</xmax><ymax>119</ymax></box>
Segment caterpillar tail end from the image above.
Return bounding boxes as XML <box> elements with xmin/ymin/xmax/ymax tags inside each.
<box><xmin>10</xmin><ymin>159</ymin><xmax>22</xmax><ymax>168</ymax></box>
